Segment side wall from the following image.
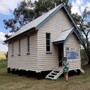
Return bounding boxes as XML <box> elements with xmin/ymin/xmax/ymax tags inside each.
<box><xmin>8</xmin><ymin>31</ymin><xmax>38</xmax><ymax>71</ymax></box>
<box><xmin>64</xmin><ymin>33</ymin><xmax>81</xmax><ymax>70</ymax></box>
<box><xmin>37</xmin><ymin>8</ymin><xmax>74</xmax><ymax>71</ymax></box>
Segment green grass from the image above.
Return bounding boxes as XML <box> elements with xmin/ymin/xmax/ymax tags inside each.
<box><xmin>0</xmin><ymin>61</ymin><xmax>7</xmax><ymax>68</ymax></box>
<box><xmin>0</xmin><ymin>61</ymin><xmax>90</xmax><ymax>90</ymax></box>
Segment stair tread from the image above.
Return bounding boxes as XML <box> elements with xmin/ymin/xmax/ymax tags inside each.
<box><xmin>45</xmin><ymin>68</ymin><xmax>63</xmax><ymax>80</ymax></box>
<box><xmin>46</xmin><ymin>76</ymin><xmax>54</xmax><ymax>79</ymax></box>
<box><xmin>48</xmin><ymin>75</ymin><xmax>55</xmax><ymax>77</ymax></box>
<box><xmin>51</xmin><ymin>73</ymin><xmax>57</xmax><ymax>75</ymax></box>
<box><xmin>53</xmin><ymin>71</ymin><xmax>59</xmax><ymax>73</ymax></box>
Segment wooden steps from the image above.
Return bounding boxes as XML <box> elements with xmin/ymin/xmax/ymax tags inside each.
<box><xmin>45</xmin><ymin>67</ymin><xmax>85</xmax><ymax>80</ymax></box>
<box><xmin>45</xmin><ymin>68</ymin><xmax>63</xmax><ymax>80</ymax></box>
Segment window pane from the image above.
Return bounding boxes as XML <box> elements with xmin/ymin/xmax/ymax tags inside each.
<box><xmin>46</xmin><ymin>40</ymin><xmax>50</xmax><ymax>45</ymax></box>
<box><xmin>46</xmin><ymin>33</ymin><xmax>50</xmax><ymax>39</ymax></box>
<box><xmin>19</xmin><ymin>39</ymin><xmax>21</xmax><ymax>53</ymax></box>
<box><xmin>46</xmin><ymin>33</ymin><xmax>51</xmax><ymax>52</ymax></box>
<box><xmin>12</xmin><ymin>43</ymin><xmax>14</xmax><ymax>55</ymax></box>
<box><xmin>27</xmin><ymin>36</ymin><xmax>30</xmax><ymax>52</ymax></box>
<box><xmin>46</xmin><ymin>46</ymin><xmax>50</xmax><ymax>51</ymax></box>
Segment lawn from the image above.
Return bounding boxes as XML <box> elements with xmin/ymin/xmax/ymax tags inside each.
<box><xmin>0</xmin><ymin>61</ymin><xmax>90</xmax><ymax>90</ymax></box>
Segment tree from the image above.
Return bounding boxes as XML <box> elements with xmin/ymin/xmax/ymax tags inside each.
<box><xmin>74</xmin><ymin>9</ymin><xmax>90</xmax><ymax>65</ymax></box>
<box><xmin>80</xmin><ymin>49</ymin><xmax>89</xmax><ymax>65</ymax></box>
<box><xmin>3</xmin><ymin>0</ymin><xmax>70</xmax><ymax>33</ymax></box>
<box><xmin>3</xmin><ymin>1</ymin><xmax>34</xmax><ymax>32</ymax></box>
<box><xmin>80</xmin><ymin>9</ymin><xmax>90</xmax><ymax>65</ymax></box>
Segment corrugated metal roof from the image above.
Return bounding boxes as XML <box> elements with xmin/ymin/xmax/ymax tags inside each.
<box><xmin>53</xmin><ymin>27</ymin><xmax>83</xmax><ymax>44</ymax></box>
<box><xmin>53</xmin><ymin>28</ymin><xmax>74</xmax><ymax>42</ymax></box>
<box><xmin>6</xmin><ymin>3</ymin><xmax>82</xmax><ymax>44</ymax></box>
<box><xmin>8</xmin><ymin>3</ymin><xmax>64</xmax><ymax>40</ymax></box>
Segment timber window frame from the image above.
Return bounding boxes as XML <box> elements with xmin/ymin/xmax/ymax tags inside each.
<box><xmin>46</xmin><ymin>33</ymin><xmax>51</xmax><ymax>52</ymax></box>
<box><xmin>26</xmin><ymin>35</ymin><xmax>30</xmax><ymax>55</ymax></box>
<box><xmin>11</xmin><ymin>43</ymin><xmax>14</xmax><ymax>57</ymax></box>
<box><xmin>18</xmin><ymin>39</ymin><xmax>21</xmax><ymax>56</ymax></box>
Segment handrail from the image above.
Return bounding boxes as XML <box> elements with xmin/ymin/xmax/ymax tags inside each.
<box><xmin>59</xmin><ymin>58</ymin><xmax>64</xmax><ymax>64</ymax></box>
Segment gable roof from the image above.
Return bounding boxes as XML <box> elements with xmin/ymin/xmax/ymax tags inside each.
<box><xmin>53</xmin><ymin>28</ymin><xmax>73</xmax><ymax>43</ymax></box>
<box><xmin>6</xmin><ymin>3</ymin><xmax>81</xmax><ymax>42</ymax></box>
<box><xmin>53</xmin><ymin>27</ymin><xmax>83</xmax><ymax>44</ymax></box>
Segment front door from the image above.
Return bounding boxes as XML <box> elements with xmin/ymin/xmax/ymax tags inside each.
<box><xmin>58</xmin><ymin>44</ymin><xmax>63</xmax><ymax>66</ymax></box>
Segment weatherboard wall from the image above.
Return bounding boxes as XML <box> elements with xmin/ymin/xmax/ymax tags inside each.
<box><xmin>37</xmin><ymin>8</ymin><xmax>74</xmax><ymax>71</ymax></box>
<box><xmin>8</xmin><ymin>31</ymin><xmax>38</xmax><ymax>71</ymax></box>
<box><xmin>64</xmin><ymin>33</ymin><xmax>81</xmax><ymax>70</ymax></box>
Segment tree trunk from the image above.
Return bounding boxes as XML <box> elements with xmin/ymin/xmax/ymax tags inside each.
<box><xmin>87</xmin><ymin>56</ymin><xmax>90</xmax><ymax>65</ymax></box>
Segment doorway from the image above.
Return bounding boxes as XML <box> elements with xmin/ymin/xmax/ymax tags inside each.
<box><xmin>58</xmin><ymin>44</ymin><xmax>64</xmax><ymax>66</ymax></box>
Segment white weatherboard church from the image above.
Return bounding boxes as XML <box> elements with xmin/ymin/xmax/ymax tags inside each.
<box><xmin>6</xmin><ymin>3</ymin><xmax>84</xmax><ymax>79</ymax></box>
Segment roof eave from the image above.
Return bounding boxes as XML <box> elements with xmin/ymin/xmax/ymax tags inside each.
<box><xmin>73</xmin><ymin>30</ymin><xmax>83</xmax><ymax>44</ymax></box>
<box><xmin>53</xmin><ymin>40</ymin><xmax>65</xmax><ymax>44</ymax></box>
<box><xmin>5</xmin><ymin>27</ymin><xmax>36</xmax><ymax>43</ymax></box>
<box><xmin>64</xmin><ymin>28</ymin><xmax>83</xmax><ymax>44</ymax></box>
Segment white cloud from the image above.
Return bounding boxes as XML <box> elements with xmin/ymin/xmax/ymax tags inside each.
<box><xmin>85</xmin><ymin>2</ymin><xmax>90</xmax><ymax>11</ymax></box>
<box><xmin>0</xmin><ymin>0</ymin><xmax>36</xmax><ymax>15</ymax></box>
<box><xmin>71</xmin><ymin>0</ymin><xmax>90</xmax><ymax>15</ymax></box>
<box><xmin>0</xmin><ymin>32</ymin><xmax>7</xmax><ymax>52</ymax></box>
<box><xmin>0</xmin><ymin>43</ymin><xmax>8</xmax><ymax>52</ymax></box>
<box><xmin>71</xmin><ymin>1</ymin><xmax>81</xmax><ymax>15</ymax></box>
<box><xmin>0</xmin><ymin>0</ymin><xmax>23</xmax><ymax>15</ymax></box>
<box><xmin>0</xmin><ymin>32</ymin><xmax>6</xmax><ymax>41</ymax></box>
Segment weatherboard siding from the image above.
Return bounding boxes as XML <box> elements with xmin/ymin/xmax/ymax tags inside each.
<box><xmin>64</xmin><ymin>34</ymin><xmax>81</xmax><ymax>70</ymax></box>
<box><xmin>8</xmin><ymin>8</ymin><xmax>81</xmax><ymax>72</ymax></box>
<box><xmin>8</xmin><ymin>32</ymin><xmax>38</xmax><ymax>71</ymax></box>
<box><xmin>37</xmin><ymin>9</ymin><xmax>74</xmax><ymax>71</ymax></box>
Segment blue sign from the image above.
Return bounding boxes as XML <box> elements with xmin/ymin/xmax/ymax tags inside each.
<box><xmin>67</xmin><ymin>51</ymin><xmax>76</xmax><ymax>59</ymax></box>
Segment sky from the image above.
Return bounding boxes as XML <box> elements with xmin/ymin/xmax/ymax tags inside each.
<box><xmin>0</xmin><ymin>0</ymin><xmax>90</xmax><ymax>52</ymax></box>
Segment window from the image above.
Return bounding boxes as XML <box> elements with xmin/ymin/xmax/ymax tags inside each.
<box><xmin>27</xmin><ymin>35</ymin><xmax>30</xmax><ymax>52</ymax></box>
<box><xmin>46</xmin><ymin>33</ymin><xmax>51</xmax><ymax>52</ymax></box>
<box><xmin>18</xmin><ymin>39</ymin><xmax>21</xmax><ymax>55</ymax></box>
<box><xmin>12</xmin><ymin>43</ymin><xmax>14</xmax><ymax>56</ymax></box>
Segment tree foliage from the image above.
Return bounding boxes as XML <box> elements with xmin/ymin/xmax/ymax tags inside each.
<box><xmin>73</xmin><ymin>9</ymin><xmax>90</xmax><ymax>64</ymax></box>
<box><xmin>3</xmin><ymin>0</ymin><xmax>70</xmax><ymax>32</ymax></box>
<box><xmin>80</xmin><ymin>49</ymin><xmax>89</xmax><ymax>65</ymax></box>
<box><xmin>80</xmin><ymin>10</ymin><xmax>90</xmax><ymax>64</ymax></box>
